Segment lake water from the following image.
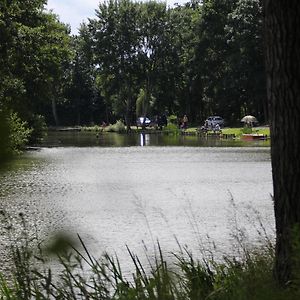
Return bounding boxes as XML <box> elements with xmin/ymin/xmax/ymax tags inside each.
<box><xmin>0</xmin><ymin>132</ymin><xmax>274</xmax><ymax>274</ymax></box>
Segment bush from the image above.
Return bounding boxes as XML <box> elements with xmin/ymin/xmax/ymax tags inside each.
<box><xmin>163</xmin><ymin>122</ymin><xmax>180</xmax><ymax>134</ymax></box>
<box><xmin>104</xmin><ymin>120</ymin><xmax>126</xmax><ymax>133</ymax></box>
<box><xmin>8</xmin><ymin>112</ymin><xmax>32</xmax><ymax>152</ymax></box>
<box><xmin>28</xmin><ymin>114</ymin><xmax>47</xmax><ymax>144</ymax></box>
<box><xmin>168</xmin><ymin>114</ymin><xmax>178</xmax><ymax>124</ymax></box>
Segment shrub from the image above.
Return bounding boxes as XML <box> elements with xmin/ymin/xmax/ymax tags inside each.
<box><xmin>163</xmin><ymin>122</ymin><xmax>180</xmax><ymax>134</ymax></box>
<box><xmin>168</xmin><ymin>114</ymin><xmax>178</xmax><ymax>124</ymax></box>
<box><xmin>104</xmin><ymin>120</ymin><xmax>126</xmax><ymax>133</ymax></box>
<box><xmin>3</xmin><ymin>111</ymin><xmax>32</xmax><ymax>154</ymax></box>
<box><xmin>28</xmin><ymin>114</ymin><xmax>47</xmax><ymax>144</ymax></box>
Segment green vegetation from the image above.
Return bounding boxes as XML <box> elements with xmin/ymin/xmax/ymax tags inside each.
<box><xmin>81</xmin><ymin>125</ymin><xmax>102</xmax><ymax>132</ymax></box>
<box><xmin>67</xmin><ymin>125</ymin><xmax>271</xmax><ymax>140</ymax></box>
<box><xmin>0</xmin><ymin>110</ymin><xmax>32</xmax><ymax>160</ymax></box>
<box><xmin>27</xmin><ymin>114</ymin><xmax>48</xmax><ymax>144</ymax></box>
<box><xmin>1</xmin><ymin>0</ymin><xmax>267</xmax><ymax>156</ymax></box>
<box><xmin>7</xmin><ymin>112</ymin><xmax>32</xmax><ymax>153</ymax></box>
<box><xmin>163</xmin><ymin>123</ymin><xmax>181</xmax><ymax>135</ymax></box>
<box><xmin>104</xmin><ymin>120</ymin><xmax>127</xmax><ymax>133</ymax></box>
<box><xmin>0</xmin><ymin>0</ymin><xmax>71</xmax><ymax>156</ymax></box>
<box><xmin>222</xmin><ymin>127</ymin><xmax>270</xmax><ymax>138</ymax></box>
<box><xmin>0</xmin><ymin>226</ymin><xmax>299</xmax><ymax>300</ymax></box>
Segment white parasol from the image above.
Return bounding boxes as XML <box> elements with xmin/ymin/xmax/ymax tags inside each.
<box><xmin>241</xmin><ymin>115</ymin><xmax>258</xmax><ymax>125</ymax></box>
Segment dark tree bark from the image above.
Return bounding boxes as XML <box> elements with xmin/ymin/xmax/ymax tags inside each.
<box><xmin>264</xmin><ymin>0</ymin><xmax>300</xmax><ymax>285</ymax></box>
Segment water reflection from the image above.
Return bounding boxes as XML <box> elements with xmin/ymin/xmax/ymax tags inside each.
<box><xmin>40</xmin><ymin>131</ymin><xmax>270</xmax><ymax>148</ymax></box>
<box><xmin>140</xmin><ymin>133</ymin><xmax>150</xmax><ymax>146</ymax></box>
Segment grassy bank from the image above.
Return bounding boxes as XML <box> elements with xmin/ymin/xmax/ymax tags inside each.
<box><xmin>221</xmin><ymin>127</ymin><xmax>270</xmax><ymax>138</ymax></box>
<box><xmin>0</xmin><ymin>233</ymin><xmax>298</xmax><ymax>299</ymax></box>
<box><xmin>1</xmin><ymin>245</ymin><xmax>298</xmax><ymax>299</ymax></box>
<box><xmin>79</xmin><ymin>124</ymin><xmax>270</xmax><ymax>138</ymax></box>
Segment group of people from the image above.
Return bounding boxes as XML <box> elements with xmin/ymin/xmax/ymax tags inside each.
<box><xmin>200</xmin><ymin>121</ymin><xmax>221</xmax><ymax>133</ymax></box>
<box><xmin>154</xmin><ymin>114</ymin><xmax>168</xmax><ymax>130</ymax></box>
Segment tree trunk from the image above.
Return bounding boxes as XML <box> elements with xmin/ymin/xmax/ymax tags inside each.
<box><xmin>264</xmin><ymin>0</ymin><xmax>300</xmax><ymax>285</ymax></box>
<box><xmin>125</xmin><ymin>98</ymin><xmax>132</xmax><ymax>133</ymax></box>
<box><xmin>51</xmin><ymin>97</ymin><xmax>59</xmax><ymax>126</ymax></box>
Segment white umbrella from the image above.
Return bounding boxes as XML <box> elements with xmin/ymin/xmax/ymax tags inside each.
<box><xmin>241</xmin><ymin>115</ymin><xmax>258</xmax><ymax>124</ymax></box>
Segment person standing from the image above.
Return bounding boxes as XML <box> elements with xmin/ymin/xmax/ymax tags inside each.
<box><xmin>182</xmin><ymin>115</ymin><xmax>188</xmax><ymax>129</ymax></box>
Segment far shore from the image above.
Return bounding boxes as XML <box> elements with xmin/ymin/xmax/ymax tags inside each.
<box><xmin>47</xmin><ymin>125</ymin><xmax>270</xmax><ymax>139</ymax></box>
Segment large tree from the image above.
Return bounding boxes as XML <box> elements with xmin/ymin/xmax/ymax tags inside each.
<box><xmin>71</xmin><ymin>0</ymin><xmax>267</xmax><ymax>127</ymax></box>
<box><xmin>226</xmin><ymin>0</ymin><xmax>266</xmax><ymax>123</ymax></box>
<box><xmin>264</xmin><ymin>0</ymin><xmax>300</xmax><ymax>285</ymax></box>
<box><xmin>0</xmin><ymin>0</ymin><xmax>72</xmax><ymax>125</ymax></box>
<box><xmin>196</xmin><ymin>0</ymin><xmax>237</xmax><ymax>121</ymax></box>
<box><xmin>91</xmin><ymin>0</ymin><xmax>141</xmax><ymax>128</ymax></box>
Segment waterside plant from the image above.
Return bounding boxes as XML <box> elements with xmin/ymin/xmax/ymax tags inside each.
<box><xmin>0</xmin><ymin>211</ymin><xmax>299</xmax><ymax>300</ymax></box>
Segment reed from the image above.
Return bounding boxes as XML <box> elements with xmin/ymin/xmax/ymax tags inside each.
<box><xmin>0</xmin><ymin>211</ymin><xmax>299</xmax><ymax>299</ymax></box>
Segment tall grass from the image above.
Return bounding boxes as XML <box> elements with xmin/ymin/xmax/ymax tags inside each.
<box><xmin>0</xmin><ymin>211</ymin><xmax>299</xmax><ymax>299</ymax></box>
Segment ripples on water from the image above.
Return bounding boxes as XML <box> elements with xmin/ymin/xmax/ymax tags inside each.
<box><xmin>0</xmin><ymin>133</ymin><xmax>274</xmax><ymax>274</ymax></box>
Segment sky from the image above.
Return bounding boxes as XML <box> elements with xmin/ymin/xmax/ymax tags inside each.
<box><xmin>46</xmin><ymin>0</ymin><xmax>188</xmax><ymax>35</ymax></box>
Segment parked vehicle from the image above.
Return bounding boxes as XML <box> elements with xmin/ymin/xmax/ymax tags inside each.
<box><xmin>136</xmin><ymin>117</ymin><xmax>152</xmax><ymax>127</ymax></box>
<box><xmin>205</xmin><ymin>116</ymin><xmax>225</xmax><ymax>128</ymax></box>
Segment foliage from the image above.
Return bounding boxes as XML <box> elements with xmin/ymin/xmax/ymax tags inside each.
<box><xmin>136</xmin><ymin>88</ymin><xmax>156</xmax><ymax>119</ymax></box>
<box><xmin>0</xmin><ymin>220</ymin><xmax>299</xmax><ymax>300</ymax></box>
<box><xmin>0</xmin><ymin>0</ymin><xmax>72</xmax><ymax>119</ymax></box>
<box><xmin>225</xmin><ymin>0</ymin><xmax>266</xmax><ymax>123</ymax></box>
<box><xmin>0</xmin><ymin>109</ymin><xmax>32</xmax><ymax>161</ymax></box>
<box><xmin>1</xmin><ymin>0</ymin><xmax>267</xmax><ymax>128</ymax></box>
<box><xmin>7</xmin><ymin>111</ymin><xmax>32</xmax><ymax>154</ymax></box>
<box><xmin>27</xmin><ymin>114</ymin><xmax>47</xmax><ymax>144</ymax></box>
<box><xmin>104</xmin><ymin>120</ymin><xmax>126</xmax><ymax>133</ymax></box>
<box><xmin>163</xmin><ymin>123</ymin><xmax>180</xmax><ymax>135</ymax></box>
<box><xmin>0</xmin><ymin>109</ymin><xmax>11</xmax><ymax>161</ymax></box>
<box><xmin>167</xmin><ymin>115</ymin><xmax>178</xmax><ymax>125</ymax></box>
<box><xmin>136</xmin><ymin>88</ymin><xmax>147</xmax><ymax>118</ymax></box>
<box><xmin>61</xmin><ymin>26</ymin><xmax>103</xmax><ymax>126</ymax></box>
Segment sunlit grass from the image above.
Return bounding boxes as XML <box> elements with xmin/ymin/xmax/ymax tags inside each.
<box><xmin>222</xmin><ymin>127</ymin><xmax>270</xmax><ymax>138</ymax></box>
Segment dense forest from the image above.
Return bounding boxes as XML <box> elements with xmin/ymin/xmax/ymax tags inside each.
<box><xmin>1</xmin><ymin>0</ymin><xmax>266</xmax><ymax>153</ymax></box>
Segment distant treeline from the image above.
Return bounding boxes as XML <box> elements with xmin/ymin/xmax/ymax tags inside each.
<box><xmin>0</xmin><ymin>0</ymin><xmax>266</xmax><ymax>134</ymax></box>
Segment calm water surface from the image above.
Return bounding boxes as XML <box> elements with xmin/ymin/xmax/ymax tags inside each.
<box><xmin>0</xmin><ymin>132</ymin><xmax>274</xmax><ymax>272</ymax></box>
